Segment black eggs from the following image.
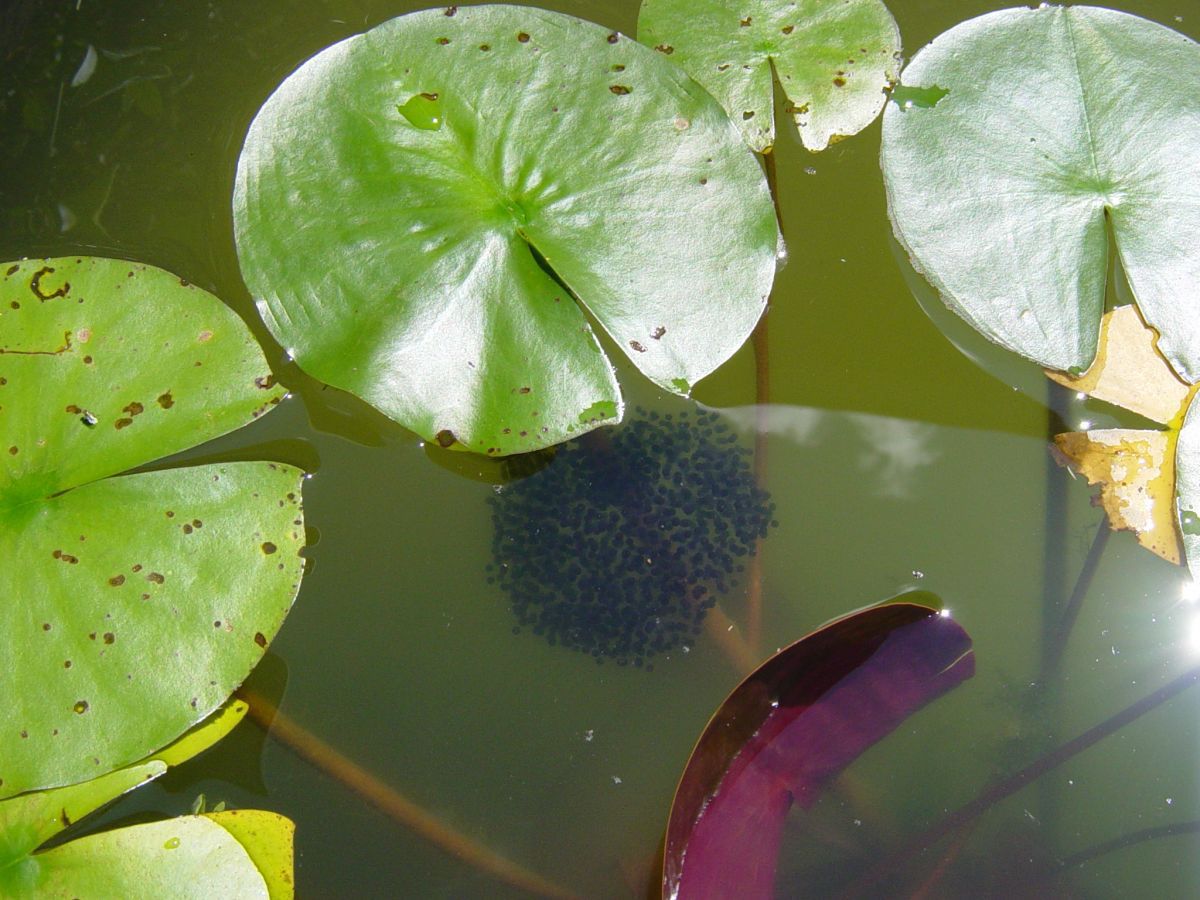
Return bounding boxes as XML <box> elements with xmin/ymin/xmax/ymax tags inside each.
<box><xmin>488</xmin><ymin>409</ymin><xmax>775</xmax><ymax>667</ymax></box>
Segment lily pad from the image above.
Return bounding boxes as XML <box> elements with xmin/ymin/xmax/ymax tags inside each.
<box><xmin>234</xmin><ymin>4</ymin><xmax>778</xmax><ymax>456</ymax></box>
<box><xmin>1178</xmin><ymin>393</ymin><xmax>1200</xmax><ymax>579</ymax></box>
<box><xmin>663</xmin><ymin>601</ymin><xmax>974</xmax><ymax>899</ymax></box>
<box><xmin>0</xmin><ymin>700</ymin><xmax>248</xmax><ymax>865</ymax></box>
<box><xmin>637</xmin><ymin>0</ymin><xmax>900</xmax><ymax>153</ymax></box>
<box><xmin>18</xmin><ymin>816</ymin><xmax>271</xmax><ymax>899</ymax></box>
<box><xmin>0</xmin><ymin>700</ymin><xmax>294</xmax><ymax>899</ymax></box>
<box><xmin>881</xmin><ymin>5</ymin><xmax>1200</xmax><ymax>382</ymax></box>
<box><xmin>0</xmin><ymin>257</ymin><xmax>304</xmax><ymax>798</ymax></box>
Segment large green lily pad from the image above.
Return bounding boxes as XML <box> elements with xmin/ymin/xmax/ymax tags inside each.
<box><xmin>638</xmin><ymin>0</ymin><xmax>900</xmax><ymax>152</ymax></box>
<box><xmin>234</xmin><ymin>4</ymin><xmax>779</xmax><ymax>456</ymax></box>
<box><xmin>1178</xmin><ymin>393</ymin><xmax>1200</xmax><ymax>579</ymax></box>
<box><xmin>0</xmin><ymin>257</ymin><xmax>304</xmax><ymax>798</ymax></box>
<box><xmin>0</xmin><ymin>700</ymin><xmax>294</xmax><ymax>899</ymax></box>
<box><xmin>881</xmin><ymin>5</ymin><xmax>1200</xmax><ymax>382</ymax></box>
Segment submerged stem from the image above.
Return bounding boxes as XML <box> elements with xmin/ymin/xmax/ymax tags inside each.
<box><xmin>1040</xmin><ymin>515</ymin><xmax>1111</xmax><ymax>680</ymax></box>
<box><xmin>1056</xmin><ymin>820</ymin><xmax>1200</xmax><ymax>871</ymax></box>
<box><xmin>745</xmin><ymin>149</ymin><xmax>781</xmax><ymax>652</ymax></box>
<box><xmin>842</xmin><ymin>664</ymin><xmax>1200</xmax><ymax>897</ymax></box>
<box><xmin>237</xmin><ymin>688</ymin><xmax>580</xmax><ymax>900</ymax></box>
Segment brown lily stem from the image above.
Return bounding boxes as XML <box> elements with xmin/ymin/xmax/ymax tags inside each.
<box><xmin>745</xmin><ymin>149</ymin><xmax>781</xmax><ymax>652</ymax></box>
<box><xmin>841</xmin><ymin>664</ymin><xmax>1200</xmax><ymax>898</ymax></box>
<box><xmin>236</xmin><ymin>687</ymin><xmax>581</xmax><ymax>900</ymax></box>
<box><xmin>1040</xmin><ymin>516</ymin><xmax>1111</xmax><ymax>681</ymax></box>
<box><xmin>705</xmin><ymin>603</ymin><xmax>762</xmax><ymax>675</ymax></box>
<box><xmin>907</xmin><ymin>817</ymin><xmax>979</xmax><ymax>900</ymax></box>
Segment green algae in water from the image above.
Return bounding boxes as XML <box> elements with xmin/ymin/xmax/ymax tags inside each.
<box><xmin>487</xmin><ymin>408</ymin><xmax>775</xmax><ymax>667</ymax></box>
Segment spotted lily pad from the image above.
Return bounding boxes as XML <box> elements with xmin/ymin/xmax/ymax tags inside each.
<box><xmin>234</xmin><ymin>4</ymin><xmax>778</xmax><ymax>456</ymax></box>
<box><xmin>0</xmin><ymin>700</ymin><xmax>294</xmax><ymax>899</ymax></box>
<box><xmin>881</xmin><ymin>5</ymin><xmax>1200</xmax><ymax>382</ymax></box>
<box><xmin>0</xmin><ymin>257</ymin><xmax>304</xmax><ymax>798</ymax></box>
<box><xmin>637</xmin><ymin>0</ymin><xmax>901</xmax><ymax>152</ymax></box>
<box><xmin>1178</xmin><ymin>393</ymin><xmax>1200</xmax><ymax>579</ymax></box>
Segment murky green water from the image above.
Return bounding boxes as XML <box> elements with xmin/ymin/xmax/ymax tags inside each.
<box><xmin>3</xmin><ymin>1</ymin><xmax>1198</xmax><ymax>896</ymax></box>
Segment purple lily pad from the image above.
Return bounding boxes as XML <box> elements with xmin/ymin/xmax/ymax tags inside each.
<box><xmin>663</xmin><ymin>601</ymin><xmax>975</xmax><ymax>898</ymax></box>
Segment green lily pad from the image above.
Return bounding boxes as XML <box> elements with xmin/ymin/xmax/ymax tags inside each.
<box><xmin>12</xmin><ymin>816</ymin><xmax>271</xmax><ymax>899</ymax></box>
<box><xmin>1178</xmin><ymin>393</ymin><xmax>1200</xmax><ymax>579</ymax></box>
<box><xmin>234</xmin><ymin>4</ymin><xmax>778</xmax><ymax>456</ymax></box>
<box><xmin>0</xmin><ymin>257</ymin><xmax>304</xmax><ymax>798</ymax></box>
<box><xmin>637</xmin><ymin>0</ymin><xmax>901</xmax><ymax>152</ymax></box>
<box><xmin>881</xmin><ymin>6</ymin><xmax>1200</xmax><ymax>382</ymax></box>
<box><xmin>0</xmin><ymin>700</ymin><xmax>293</xmax><ymax>899</ymax></box>
<box><xmin>0</xmin><ymin>700</ymin><xmax>247</xmax><ymax>872</ymax></box>
<box><xmin>208</xmin><ymin>810</ymin><xmax>295</xmax><ymax>900</ymax></box>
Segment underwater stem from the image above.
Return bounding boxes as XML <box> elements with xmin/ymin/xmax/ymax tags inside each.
<box><xmin>1055</xmin><ymin>819</ymin><xmax>1200</xmax><ymax>871</ymax></box>
<box><xmin>704</xmin><ymin>604</ymin><xmax>762</xmax><ymax>675</ymax></box>
<box><xmin>745</xmin><ymin>149</ymin><xmax>781</xmax><ymax>651</ymax></box>
<box><xmin>842</xmin><ymin>664</ymin><xmax>1200</xmax><ymax>897</ymax></box>
<box><xmin>237</xmin><ymin>688</ymin><xmax>580</xmax><ymax>900</ymax></box>
<box><xmin>1040</xmin><ymin>515</ymin><xmax>1111</xmax><ymax>680</ymax></box>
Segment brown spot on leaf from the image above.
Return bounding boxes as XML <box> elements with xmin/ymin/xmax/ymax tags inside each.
<box><xmin>782</xmin><ymin>25</ymin><xmax>794</xmax><ymax>34</ymax></box>
<box><xmin>103</xmin><ymin>632</ymin><xmax>114</xmax><ymax>644</ymax></box>
<box><xmin>261</xmin><ymin>542</ymin><xmax>277</xmax><ymax>555</ymax></box>
<box><xmin>147</xmin><ymin>572</ymin><xmax>165</xmax><ymax>584</ymax></box>
<box><xmin>123</xmin><ymin>401</ymin><xmax>144</xmax><ymax>416</ymax></box>
<box><xmin>444</xmin><ymin>5</ymin><xmax>457</xmax><ymax>14</ymax></box>
<box><xmin>108</xmin><ymin>575</ymin><xmax>125</xmax><ymax>587</ymax></box>
<box><xmin>610</xmin><ymin>85</ymin><xmax>630</xmax><ymax>95</ymax></box>
<box><xmin>73</xmin><ymin>701</ymin><xmax>88</xmax><ymax>714</ymax></box>
<box><xmin>651</xmin><ymin>326</ymin><xmax>666</xmax><ymax>339</ymax></box>
<box><xmin>435</xmin><ymin>429</ymin><xmax>456</xmax><ymax>448</ymax></box>
<box><xmin>740</xmin><ymin>16</ymin><xmax>752</xmax><ymax>26</ymax></box>
<box><xmin>197</xmin><ymin>330</ymin><xmax>213</xmax><ymax>342</ymax></box>
<box><xmin>254</xmin><ymin>632</ymin><xmax>268</xmax><ymax>648</ymax></box>
<box><xmin>517</xmin><ymin>31</ymin><xmax>530</xmax><ymax>42</ymax></box>
<box><xmin>114</xmin><ymin>417</ymin><xmax>133</xmax><ymax>430</ymax></box>
<box><xmin>833</xmin><ymin>76</ymin><xmax>847</xmax><ymax>87</ymax></box>
<box><xmin>157</xmin><ymin>392</ymin><xmax>174</xmax><ymax>408</ymax></box>
<box><xmin>630</xmin><ymin>340</ymin><xmax>647</xmax><ymax>353</ymax></box>
<box><xmin>655</xmin><ymin>44</ymin><xmax>674</xmax><ymax>54</ymax></box>
<box><xmin>607</xmin><ymin>32</ymin><xmax>619</xmax><ymax>43</ymax></box>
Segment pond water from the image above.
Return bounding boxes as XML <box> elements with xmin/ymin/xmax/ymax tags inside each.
<box><xmin>3</xmin><ymin>0</ymin><xmax>1198</xmax><ymax>896</ymax></box>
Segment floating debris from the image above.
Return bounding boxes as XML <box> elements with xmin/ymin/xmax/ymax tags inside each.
<box><xmin>488</xmin><ymin>408</ymin><xmax>775</xmax><ymax>667</ymax></box>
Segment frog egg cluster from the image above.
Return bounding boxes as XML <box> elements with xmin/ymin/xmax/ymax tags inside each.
<box><xmin>487</xmin><ymin>408</ymin><xmax>776</xmax><ymax>668</ymax></box>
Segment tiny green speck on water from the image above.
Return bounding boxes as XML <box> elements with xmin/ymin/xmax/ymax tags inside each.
<box><xmin>1181</xmin><ymin>509</ymin><xmax>1200</xmax><ymax>536</ymax></box>
<box><xmin>163</xmin><ymin>837</ymin><xmax>181</xmax><ymax>850</ymax></box>
<box><xmin>397</xmin><ymin>92</ymin><xmax>443</xmax><ymax>130</ymax></box>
